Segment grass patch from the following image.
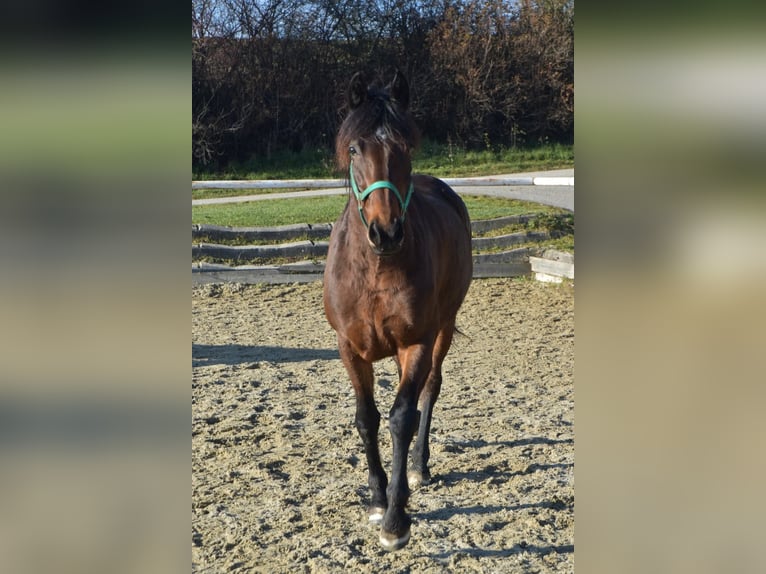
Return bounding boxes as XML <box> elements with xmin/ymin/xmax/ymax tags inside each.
<box><xmin>541</xmin><ymin>235</ymin><xmax>575</xmax><ymax>252</ymax></box>
<box><xmin>193</xmin><ymin>147</ymin><xmax>338</xmax><ymax>181</ymax></box>
<box><xmin>474</xmin><ymin>223</ymin><xmax>531</xmax><ymax>238</ymax></box>
<box><xmin>193</xmin><ymin>195</ymin><xmax>347</xmax><ymax>227</ymax></box>
<box><xmin>471</xmin><ymin>236</ymin><xmax>574</xmax><ymax>256</ymax></box>
<box><xmin>193</xmin><ymin>142</ymin><xmax>573</xmax><ymax>183</ymax></box>
<box><xmin>472</xmin><ymin>212</ymin><xmax>572</xmax><ymax>238</ymax></box>
<box><xmin>462</xmin><ymin>197</ymin><xmax>565</xmax><ymax>222</ymax></box>
<box><xmin>412</xmin><ymin>141</ymin><xmax>573</xmax><ymax>177</ymax></box>
<box><xmin>192</xmin><ymin>195</ymin><xmax>566</xmax><ymax>228</ymax></box>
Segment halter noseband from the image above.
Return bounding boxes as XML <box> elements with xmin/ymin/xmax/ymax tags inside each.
<box><xmin>349</xmin><ymin>162</ymin><xmax>414</xmax><ymax>228</ymax></box>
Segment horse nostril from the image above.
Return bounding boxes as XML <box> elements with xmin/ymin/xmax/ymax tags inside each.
<box><xmin>368</xmin><ymin>221</ymin><xmax>382</xmax><ymax>246</ymax></box>
<box><xmin>392</xmin><ymin>217</ymin><xmax>404</xmax><ymax>244</ymax></box>
<box><xmin>368</xmin><ymin>219</ymin><xmax>403</xmax><ymax>253</ymax></box>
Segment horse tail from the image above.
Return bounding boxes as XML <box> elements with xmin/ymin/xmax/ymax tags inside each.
<box><xmin>454</xmin><ymin>325</ymin><xmax>472</xmax><ymax>341</ymax></box>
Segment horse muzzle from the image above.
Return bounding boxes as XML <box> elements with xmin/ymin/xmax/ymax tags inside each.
<box><xmin>367</xmin><ymin>217</ymin><xmax>404</xmax><ymax>256</ymax></box>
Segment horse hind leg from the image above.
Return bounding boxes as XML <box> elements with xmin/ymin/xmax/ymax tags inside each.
<box><xmin>408</xmin><ymin>325</ymin><xmax>455</xmax><ymax>490</ymax></box>
<box><xmin>393</xmin><ymin>355</ymin><xmax>402</xmax><ymax>381</ymax></box>
<box><xmin>407</xmin><ymin>369</ymin><xmax>441</xmax><ymax>489</ymax></box>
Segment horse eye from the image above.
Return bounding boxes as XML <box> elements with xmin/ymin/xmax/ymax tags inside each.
<box><xmin>349</xmin><ymin>145</ymin><xmax>357</xmax><ymax>156</ymax></box>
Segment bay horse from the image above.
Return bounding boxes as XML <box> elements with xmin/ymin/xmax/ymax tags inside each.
<box><xmin>323</xmin><ymin>71</ymin><xmax>473</xmax><ymax>551</ymax></box>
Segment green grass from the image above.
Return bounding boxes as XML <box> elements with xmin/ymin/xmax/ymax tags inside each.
<box><xmin>471</xmin><ymin>236</ymin><xmax>575</xmax><ymax>255</ymax></box>
<box><xmin>464</xmin><ymin>196</ymin><xmax>566</xmax><ymax>222</ymax></box>
<box><xmin>192</xmin><ymin>195</ymin><xmax>566</xmax><ymax>228</ymax></box>
<box><xmin>193</xmin><ymin>195</ymin><xmax>347</xmax><ymax>227</ymax></box>
<box><xmin>193</xmin><ymin>147</ymin><xmax>338</xmax><ymax>181</ymax></box>
<box><xmin>542</xmin><ymin>234</ymin><xmax>575</xmax><ymax>251</ymax></box>
<box><xmin>193</xmin><ymin>187</ymin><xmax>316</xmax><ymax>201</ymax></box>
<box><xmin>412</xmin><ymin>141</ymin><xmax>573</xmax><ymax>177</ymax></box>
<box><xmin>193</xmin><ymin>142</ymin><xmax>573</xmax><ymax>183</ymax></box>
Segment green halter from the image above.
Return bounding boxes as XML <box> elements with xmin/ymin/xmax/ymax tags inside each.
<box><xmin>349</xmin><ymin>162</ymin><xmax>414</xmax><ymax>228</ymax></box>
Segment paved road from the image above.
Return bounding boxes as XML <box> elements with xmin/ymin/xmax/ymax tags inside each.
<box><xmin>192</xmin><ymin>168</ymin><xmax>574</xmax><ymax>212</ymax></box>
<box><xmin>464</xmin><ymin>169</ymin><xmax>573</xmax><ymax>211</ymax></box>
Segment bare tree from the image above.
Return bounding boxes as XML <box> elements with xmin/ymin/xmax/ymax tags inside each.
<box><xmin>192</xmin><ymin>0</ymin><xmax>573</xmax><ymax>169</ymax></box>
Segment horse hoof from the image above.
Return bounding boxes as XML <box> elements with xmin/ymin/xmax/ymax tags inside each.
<box><xmin>407</xmin><ymin>470</ymin><xmax>431</xmax><ymax>490</ymax></box>
<box><xmin>368</xmin><ymin>507</ymin><xmax>386</xmax><ymax>524</ymax></box>
<box><xmin>379</xmin><ymin>527</ymin><xmax>411</xmax><ymax>551</ymax></box>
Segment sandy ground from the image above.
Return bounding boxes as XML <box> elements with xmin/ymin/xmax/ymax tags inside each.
<box><xmin>192</xmin><ymin>278</ymin><xmax>574</xmax><ymax>573</ymax></box>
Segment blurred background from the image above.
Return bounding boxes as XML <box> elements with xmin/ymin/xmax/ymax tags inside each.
<box><xmin>576</xmin><ymin>3</ymin><xmax>766</xmax><ymax>573</ymax></box>
<box><xmin>0</xmin><ymin>2</ymin><xmax>189</xmax><ymax>574</ymax></box>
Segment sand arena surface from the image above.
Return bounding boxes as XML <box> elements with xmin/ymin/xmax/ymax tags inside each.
<box><xmin>193</xmin><ymin>278</ymin><xmax>573</xmax><ymax>572</ymax></box>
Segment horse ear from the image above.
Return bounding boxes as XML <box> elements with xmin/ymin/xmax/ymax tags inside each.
<box><xmin>348</xmin><ymin>72</ymin><xmax>367</xmax><ymax>109</ymax></box>
<box><xmin>389</xmin><ymin>70</ymin><xmax>409</xmax><ymax>110</ymax></box>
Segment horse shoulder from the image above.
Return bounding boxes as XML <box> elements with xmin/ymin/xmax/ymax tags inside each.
<box><xmin>412</xmin><ymin>174</ymin><xmax>471</xmax><ymax>233</ymax></box>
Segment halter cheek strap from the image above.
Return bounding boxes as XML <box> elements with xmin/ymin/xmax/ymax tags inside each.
<box><xmin>349</xmin><ymin>163</ymin><xmax>414</xmax><ymax>228</ymax></box>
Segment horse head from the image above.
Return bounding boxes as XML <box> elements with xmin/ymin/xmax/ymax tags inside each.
<box><xmin>337</xmin><ymin>71</ymin><xmax>420</xmax><ymax>256</ymax></box>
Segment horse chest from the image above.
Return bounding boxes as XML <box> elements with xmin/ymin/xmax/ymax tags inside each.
<box><xmin>345</xmin><ymin>291</ymin><xmax>420</xmax><ymax>361</ymax></box>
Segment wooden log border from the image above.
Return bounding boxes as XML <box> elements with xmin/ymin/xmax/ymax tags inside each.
<box><xmin>191</xmin><ymin>217</ymin><xmax>573</xmax><ymax>284</ymax></box>
<box><xmin>192</xmin><ymin>232</ymin><xmax>548</xmax><ymax>263</ymax></box>
<box><xmin>193</xmin><ymin>223</ymin><xmax>333</xmax><ymax>242</ymax></box>
<box><xmin>471</xmin><ymin>230</ymin><xmax>550</xmax><ymax>250</ymax></box>
<box><xmin>192</xmin><ymin>258</ymin><xmax>532</xmax><ymax>285</ymax></box>
<box><xmin>191</xmin><ymin>214</ymin><xmax>561</xmax><ymax>242</ymax></box>
<box><xmin>529</xmin><ymin>249</ymin><xmax>575</xmax><ymax>283</ymax></box>
<box><xmin>193</xmin><ymin>241</ymin><xmax>329</xmax><ymax>261</ymax></box>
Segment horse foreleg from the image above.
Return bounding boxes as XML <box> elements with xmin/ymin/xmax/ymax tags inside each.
<box><xmin>380</xmin><ymin>342</ymin><xmax>433</xmax><ymax>551</ymax></box>
<box><xmin>356</xmin><ymin>392</ymin><xmax>388</xmax><ymax>523</ymax></box>
<box><xmin>338</xmin><ymin>339</ymin><xmax>388</xmax><ymax>523</ymax></box>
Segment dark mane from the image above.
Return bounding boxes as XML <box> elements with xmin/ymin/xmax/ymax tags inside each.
<box><xmin>335</xmin><ymin>84</ymin><xmax>421</xmax><ymax>172</ymax></box>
